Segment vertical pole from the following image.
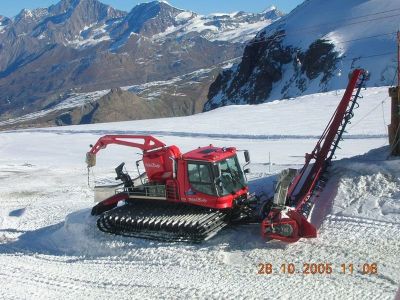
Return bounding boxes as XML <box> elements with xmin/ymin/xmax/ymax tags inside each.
<box><xmin>268</xmin><ymin>152</ymin><xmax>271</xmax><ymax>173</ymax></box>
<box><xmin>397</xmin><ymin>31</ymin><xmax>400</xmax><ymax>155</ymax></box>
<box><xmin>389</xmin><ymin>87</ymin><xmax>399</xmax><ymax>155</ymax></box>
<box><xmin>398</xmin><ymin>31</ymin><xmax>400</xmax><ymax>87</ymax></box>
<box><xmin>389</xmin><ymin>32</ymin><xmax>400</xmax><ymax>156</ymax></box>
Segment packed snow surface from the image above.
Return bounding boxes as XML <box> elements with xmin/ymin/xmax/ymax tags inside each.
<box><xmin>0</xmin><ymin>87</ymin><xmax>399</xmax><ymax>299</ymax></box>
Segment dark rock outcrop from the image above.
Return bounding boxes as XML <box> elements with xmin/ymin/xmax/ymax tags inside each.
<box><xmin>204</xmin><ymin>33</ymin><xmax>339</xmax><ymax>111</ymax></box>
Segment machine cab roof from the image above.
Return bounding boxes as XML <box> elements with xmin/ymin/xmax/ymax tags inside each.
<box><xmin>182</xmin><ymin>146</ymin><xmax>237</xmax><ymax>162</ymax></box>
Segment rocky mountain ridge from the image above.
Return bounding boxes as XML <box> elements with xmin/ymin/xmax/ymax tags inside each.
<box><xmin>0</xmin><ymin>0</ymin><xmax>282</xmax><ymax>126</ymax></box>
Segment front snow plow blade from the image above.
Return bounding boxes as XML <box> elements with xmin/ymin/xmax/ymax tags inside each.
<box><xmin>91</xmin><ymin>192</ymin><xmax>129</xmax><ymax>216</ymax></box>
<box><xmin>262</xmin><ymin>210</ymin><xmax>317</xmax><ymax>243</ymax></box>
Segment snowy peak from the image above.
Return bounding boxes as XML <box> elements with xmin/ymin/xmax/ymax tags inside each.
<box><xmin>263</xmin><ymin>5</ymin><xmax>276</xmax><ymax>12</ymax></box>
<box><xmin>8</xmin><ymin>0</ymin><xmax>125</xmax><ymax>41</ymax></box>
<box><xmin>45</xmin><ymin>0</ymin><xmax>124</xmax><ymax>27</ymax></box>
<box><xmin>4</xmin><ymin>0</ymin><xmax>283</xmax><ymax>46</ymax></box>
<box><xmin>31</xmin><ymin>0</ymin><xmax>125</xmax><ymax>42</ymax></box>
<box><xmin>153</xmin><ymin>7</ymin><xmax>283</xmax><ymax>43</ymax></box>
<box><xmin>263</xmin><ymin>6</ymin><xmax>284</xmax><ymax>19</ymax></box>
<box><xmin>48</xmin><ymin>0</ymin><xmax>121</xmax><ymax>17</ymax></box>
<box><xmin>112</xmin><ymin>1</ymin><xmax>184</xmax><ymax>37</ymax></box>
<box><xmin>109</xmin><ymin>1</ymin><xmax>283</xmax><ymax>42</ymax></box>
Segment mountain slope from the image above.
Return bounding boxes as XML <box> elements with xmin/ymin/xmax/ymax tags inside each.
<box><xmin>204</xmin><ymin>0</ymin><xmax>400</xmax><ymax>111</ymax></box>
<box><xmin>0</xmin><ymin>0</ymin><xmax>282</xmax><ymax>125</ymax></box>
<box><xmin>0</xmin><ymin>59</ymin><xmax>233</xmax><ymax>129</ymax></box>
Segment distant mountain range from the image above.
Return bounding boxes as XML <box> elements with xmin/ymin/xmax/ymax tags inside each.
<box><xmin>204</xmin><ymin>0</ymin><xmax>400</xmax><ymax>111</ymax></box>
<box><xmin>0</xmin><ymin>0</ymin><xmax>283</xmax><ymax>127</ymax></box>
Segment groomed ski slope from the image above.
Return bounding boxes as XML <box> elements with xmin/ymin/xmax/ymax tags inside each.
<box><xmin>0</xmin><ymin>87</ymin><xmax>399</xmax><ymax>299</ymax></box>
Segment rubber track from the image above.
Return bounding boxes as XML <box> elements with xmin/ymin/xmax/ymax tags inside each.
<box><xmin>96</xmin><ymin>200</ymin><xmax>229</xmax><ymax>243</ymax></box>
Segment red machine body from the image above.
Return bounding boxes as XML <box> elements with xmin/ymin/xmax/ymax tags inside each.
<box><xmin>87</xmin><ymin>135</ymin><xmax>249</xmax><ymax>210</ymax></box>
<box><xmin>142</xmin><ymin>146</ymin><xmax>181</xmax><ymax>183</ymax></box>
<box><xmin>262</xmin><ymin>69</ymin><xmax>368</xmax><ymax>243</ymax></box>
<box><xmin>88</xmin><ymin>135</ymin><xmax>179</xmax><ymax>183</ymax></box>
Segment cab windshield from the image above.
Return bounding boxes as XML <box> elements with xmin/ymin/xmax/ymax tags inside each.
<box><xmin>216</xmin><ymin>156</ymin><xmax>245</xmax><ymax>196</ymax></box>
<box><xmin>187</xmin><ymin>155</ymin><xmax>245</xmax><ymax>196</ymax></box>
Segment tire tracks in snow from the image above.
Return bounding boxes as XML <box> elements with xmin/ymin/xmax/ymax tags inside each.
<box><xmin>317</xmin><ymin>214</ymin><xmax>400</xmax><ymax>291</ymax></box>
<box><xmin>2</xmin><ymin>128</ymin><xmax>387</xmax><ymax>141</ymax></box>
<box><xmin>325</xmin><ymin>214</ymin><xmax>400</xmax><ymax>228</ymax></box>
<box><xmin>0</xmin><ymin>260</ymin><xmax>185</xmax><ymax>299</ymax></box>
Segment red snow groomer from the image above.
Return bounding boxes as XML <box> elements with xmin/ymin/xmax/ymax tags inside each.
<box><xmin>87</xmin><ymin>69</ymin><xmax>368</xmax><ymax>243</ymax></box>
<box><xmin>87</xmin><ymin>136</ymin><xmax>255</xmax><ymax>242</ymax></box>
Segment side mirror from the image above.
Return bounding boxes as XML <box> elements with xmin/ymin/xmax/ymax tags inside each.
<box><xmin>244</xmin><ymin>150</ymin><xmax>250</xmax><ymax>163</ymax></box>
<box><xmin>244</xmin><ymin>168</ymin><xmax>250</xmax><ymax>174</ymax></box>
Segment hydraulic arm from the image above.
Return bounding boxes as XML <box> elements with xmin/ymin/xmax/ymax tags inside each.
<box><xmin>262</xmin><ymin>69</ymin><xmax>369</xmax><ymax>243</ymax></box>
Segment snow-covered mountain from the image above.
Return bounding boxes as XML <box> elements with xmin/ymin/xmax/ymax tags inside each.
<box><xmin>151</xmin><ymin>6</ymin><xmax>283</xmax><ymax>43</ymax></box>
<box><xmin>204</xmin><ymin>0</ymin><xmax>400</xmax><ymax>111</ymax></box>
<box><xmin>0</xmin><ymin>0</ymin><xmax>282</xmax><ymax>125</ymax></box>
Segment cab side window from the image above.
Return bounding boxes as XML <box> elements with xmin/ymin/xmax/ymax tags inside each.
<box><xmin>187</xmin><ymin>163</ymin><xmax>216</xmax><ymax>195</ymax></box>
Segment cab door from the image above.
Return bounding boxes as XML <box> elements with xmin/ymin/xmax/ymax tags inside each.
<box><xmin>182</xmin><ymin>160</ymin><xmax>218</xmax><ymax>208</ymax></box>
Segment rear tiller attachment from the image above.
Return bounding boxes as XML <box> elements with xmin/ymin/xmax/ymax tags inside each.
<box><xmin>262</xmin><ymin>69</ymin><xmax>369</xmax><ymax>242</ymax></box>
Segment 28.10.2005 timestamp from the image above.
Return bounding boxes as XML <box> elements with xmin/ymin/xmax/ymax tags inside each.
<box><xmin>257</xmin><ymin>263</ymin><xmax>378</xmax><ymax>275</ymax></box>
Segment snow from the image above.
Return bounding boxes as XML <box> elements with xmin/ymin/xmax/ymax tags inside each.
<box><xmin>69</xmin><ymin>34</ymin><xmax>111</xmax><ymax>48</ymax></box>
<box><xmin>263</xmin><ymin>6</ymin><xmax>277</xmax><ymax>13</ymax></box>
<box><xmin>154</xmin><ymin>10</ymin><xmax>279</xmax><ymax>43</ymax></box>
<box><xmin>175</xmin><ymin>11</ymin><xmax>194</xmax><ymax>22</ymax></box>
<box><xmin>215</xmin><ymin>20</ymin><xmax>275</xmax><ymax>43</ymax></box>
<box><xmin>67</xmin><ymin>22</ymin><xmax>119</xmax><ymax>49</ymax></box>
<box><xmin>209</xmin><ymin>12</ymin><xmax>239</xmax><ymax>17</ymax></box>
<box><xmin>0</xmin><ymin>87</ymin><xmax>399</xmax><ymax>298</ymax></box>
<box><xmin>23</xmin><ymin>9</ymin><xmax>33</xmax><ymax>18</ymax></box>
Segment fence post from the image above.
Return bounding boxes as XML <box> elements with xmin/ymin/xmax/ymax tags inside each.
<box><xmin>389</xmin><ymin>87</ymin><xmax>400</xmax><ymax>156</ymax></box>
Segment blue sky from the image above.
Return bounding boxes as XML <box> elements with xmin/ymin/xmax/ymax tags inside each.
<box><xmin>0</xmin><ymin>0</ymin><xmax>302</xmax><ymax>17</ymax></box>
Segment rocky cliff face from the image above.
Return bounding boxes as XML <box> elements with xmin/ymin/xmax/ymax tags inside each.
<box><xmin>204</xmin><ymin>0</ymin><xmax>400</xmax><ymax>112</ymax></box>
<box><xmin>0</xmin><ymin>0</ymin><xmax>282</xmax><ymax>125</ymax></box>
<box><xmin>205</xmin><ymin>33</ymin><xmax>339</xmax><ymax>110</ymax></box>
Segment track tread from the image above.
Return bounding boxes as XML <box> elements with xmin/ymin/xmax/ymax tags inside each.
<box><xmin>96</xmin><ymin>200</ymin><xmax>229</xmax><ymax>243</ymax></box>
